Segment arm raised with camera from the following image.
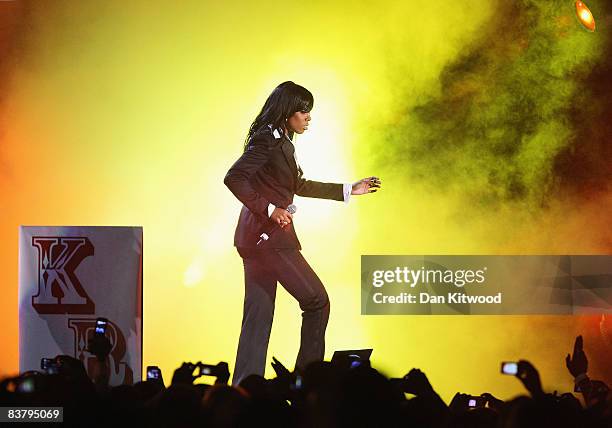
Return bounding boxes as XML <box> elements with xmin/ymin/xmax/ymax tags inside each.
<box><xmin>86</xmin><ymin>333</ymin><xmax>112</xmax><ymax>391</ymax></box>
<box><xmin>392</xmin><ymin>368</ymin><xmax>449</xmax><ymax>423</ymax></box>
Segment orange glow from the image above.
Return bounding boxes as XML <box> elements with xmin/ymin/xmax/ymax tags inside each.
<box><xmin>575</xmin><ymin>1</ymin><xmax>596</xmax><ymax>32</ymax></box>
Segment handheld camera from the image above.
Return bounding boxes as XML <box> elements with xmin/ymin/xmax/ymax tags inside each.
<box><xmin>40</xmin><ymin>357</ymin><xmax>60</xmax><ymax>375</ymax></box>
<box><xmin>146</xmin><ymin>365</ymin><xmax>162</xmax><ymax>381</ymax></box>
<box><xmin>467</xmin><ymin>396</ymin><xmax>486</xmax><ymax>408</ymax></box>
<box><xmin>198</xmin><ymin>363</ymin><xmax>221</xmax><ymax>377</ymax></box>
<box><xmin>501</xmin><ymin>362</ymin><xmax>518</xmax><ymax>375</ymax></box>
<box><xmin>95</xmin><ymin>317</ymin><xmax>108</xmax><ymax>335</ymax></box>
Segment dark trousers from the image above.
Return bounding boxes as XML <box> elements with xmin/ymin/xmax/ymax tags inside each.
<box><xmin>231</xmin><ymin>247</ymin><xmax>330</xmax><ymax>386</ymax></box>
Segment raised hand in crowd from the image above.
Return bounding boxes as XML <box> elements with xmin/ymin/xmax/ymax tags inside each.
<box><xmin>516</xmin><ymin>360</ymin><xmax>544</xmax><ymax>398</ymax></box>
<box><xmin>449</xmin><ymin>392</ymin><xmax>472</xmax><ymax>412</ymax></box>
<box><xmin>566</xmin><ymin>335</ymin><xmax>588</xmax><ymax>378</ymax></box>
<box><xmin>210</xmin><ymin>362</ymin><xmax>230</xmax><ymax>385</ymax></box>
<box><xmin>480</xmin><ymin>392</ymin><xmax>504</xmax><ymax>411</ymax></box>
<box><xmin>565</xmin><ymin>335</ymin><xmax>610</xmax><ymax>408</ymax></box>
<box><xmin>171</xmin><ymin>361</ymin><xmax>230</xmax><ymax>387</ymax></box>
<box><xmin>86</xmin><ymin>333</ymin><xmax>112</xmax><ymax>362</ymax></box>
<box><xmin>269</xmin><ymin>356</ymin><xmax>296</xmax><ymax>397</ymax></box>
<box><xmin>171</xmin><ymin>362</ymin><xmax>200</xmax><ymax>386</ymax></box>
<box><xmin>395</xmin><ymin>367</ymin><xmax>449</xmax><ymax>423</ymax></box>
<box><xmin>271</xmin><ymin>356</ymin><xmax>293</xmax><ymax>381</ymax></box>
<box><xmin>86</xmin><ymin>330</ymin><xmax>113</xmax><ymax>390</ymax></box>
<box><xmin>401</xmin><ymin>368</ymin><xmax>436</xmax><ymax>397</ymax></box>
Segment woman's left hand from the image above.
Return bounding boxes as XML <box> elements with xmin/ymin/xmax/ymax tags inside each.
<box><xmin>351</xmin><ymin>176</ymin><xmax>381</xmax><ymax>195</ymax></box>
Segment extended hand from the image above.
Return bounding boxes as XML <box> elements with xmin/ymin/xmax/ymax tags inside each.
<box><xmin>402</xmin><ymin>368</ymin><xmax>435</xmax><ymax>396</ymax></box>
<box><xmin>270</xmin><ymin>356</ymin><xmax>295</xmax><ymax>395</ymax></box>
<box><xmin>214</xmin><ymin>362</ymin><xmax>230</xmax><ymax>385</ymax></box>
<box><xmin>86</xmin><ymin>333</ymin><xmax>112</xmax><ymax>361</ymax></box>
<box><xmin>271</xmin><ymin>356</ymin><xmax>293</xmax><ymax>381</ymax></box>
<box><xmin>449</xmin><ymin>392</ymin><xmax>471</xmax><ymax>412</ymax></box>
<box><xmin>351</xmin><ymin>176</ymin><xmax>381</xmax><ymax>195</ymax></box>
<box><xmin>565</xmin><ymin>335</ymin><xmax>588</xmax><ymax>377</ymax></box>
<box><xmin>517</xmin><ymin>360</ymin><xmax>544</xmax><ymax>397</ymax></box>
<box><xmin>171</xmin><ymin>362</ymin><xmax>198</xmax><ymax>386</ymax></box>
<box><xmin>480</xmin><ymin>392</ymin><xmax>504</xmax><ymax>411</ymax></box>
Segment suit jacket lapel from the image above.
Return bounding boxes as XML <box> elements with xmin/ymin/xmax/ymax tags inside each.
<box><xmin>281</xmin><ymin>140</ymin><xmax>299</xmax><ymax>184</ymax></box>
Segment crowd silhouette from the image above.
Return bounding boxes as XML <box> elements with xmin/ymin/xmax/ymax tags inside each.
<box><xmin>1</xmin><ymin>331</ymin><xmax>609</xmax><ymax>427</ymax></box>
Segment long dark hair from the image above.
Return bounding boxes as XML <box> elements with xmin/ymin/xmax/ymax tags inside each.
<box><xmin>244</xmin><ymin>81</ymin><xmax>314</xmax><ymax>151</ymax></box>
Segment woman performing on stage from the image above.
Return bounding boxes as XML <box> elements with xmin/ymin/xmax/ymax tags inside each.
<box><xmin>224</xmin><ymin>81</ymin><xmax>381</xmax><ymax>386</ymax></box>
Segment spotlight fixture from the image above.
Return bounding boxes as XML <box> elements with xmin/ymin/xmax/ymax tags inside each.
<box><xmin>575</xmin><ymin>1</ymin><xmax>596</xmax><ymax>32</ymax></box>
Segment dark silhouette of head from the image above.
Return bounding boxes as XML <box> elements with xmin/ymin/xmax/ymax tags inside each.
<box><xmin>245</xmin><ymin>81</ymin><xmax>314</xmax><ymax>150</ymax></box>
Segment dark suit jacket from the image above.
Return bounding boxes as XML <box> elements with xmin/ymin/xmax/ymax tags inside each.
<box><xmin>224</xmin><ymin>126</ymin><xmax>345</xmax><ymax>249</ymax></box>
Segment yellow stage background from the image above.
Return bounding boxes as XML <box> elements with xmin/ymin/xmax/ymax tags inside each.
<box><xmin>1</xmin><ymin>0</ymin><xmax>610</xmax><ymax>402</ymax></box>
